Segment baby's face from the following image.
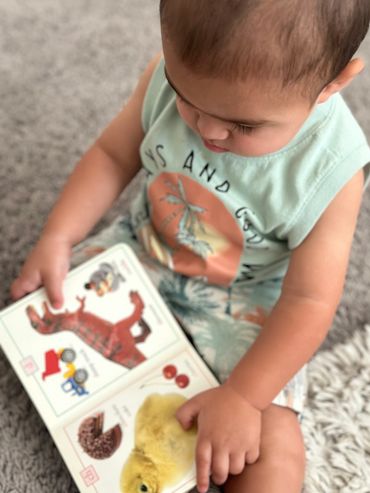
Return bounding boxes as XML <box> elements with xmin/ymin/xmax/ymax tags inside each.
<box><xmin>163</xmin><ymin>44</ymin><xmax>317</xmax><ymax>158</ymax></box>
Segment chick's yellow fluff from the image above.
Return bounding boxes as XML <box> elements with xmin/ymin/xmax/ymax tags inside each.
<box><xmin>120</xmin><ymin>393</ymin><xmax>196</xmax><ymax>493</ymax></box>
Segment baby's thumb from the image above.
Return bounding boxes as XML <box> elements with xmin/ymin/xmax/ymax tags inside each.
<box><xmin>10</xmin><ymin>271</ymin><xmax>42</xmax><ymax>301</ymax></box>
<box><xmin>43</xmin><ymin>271</ymin><xmax>64</xmax><ymax>309</ymax></box>
<box><xmin>176</xmin><ymin>397</ymin><xmax>200</xmax><ymax>430</ymax></box>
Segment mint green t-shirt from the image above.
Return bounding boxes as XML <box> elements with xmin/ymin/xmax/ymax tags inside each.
<box><xmin>129</xmin><ymin>59</ymin><xmax>370</xmax><ymax>286</ymax></box>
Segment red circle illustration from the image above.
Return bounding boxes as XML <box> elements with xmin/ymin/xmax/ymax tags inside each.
<box><xmin>175</xmin><ymin>374</ymin><xmax>190</xmax><ymax>388</ymax></box>
<box><xmin>163</xmin><ymin>364</ymin><xmax>177</xmax><ymax>379</ymax></box>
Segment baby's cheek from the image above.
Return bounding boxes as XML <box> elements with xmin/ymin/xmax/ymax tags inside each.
<box><xmin>176</xmin><ymin>101</ymin><xmax>197</xmax><ymax>130</ymax></box>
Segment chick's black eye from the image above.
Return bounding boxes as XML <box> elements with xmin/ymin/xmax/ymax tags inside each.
<box><xmin>140</xmin><ymin>485</ymin><xmax>148</xmax><ymax>492</ymax></box>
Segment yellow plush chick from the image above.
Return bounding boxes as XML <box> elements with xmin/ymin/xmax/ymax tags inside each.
<box><xmin>120</xmin><ymin>393</ymin><xmax>197</xmax><ymax>493</ymax></box>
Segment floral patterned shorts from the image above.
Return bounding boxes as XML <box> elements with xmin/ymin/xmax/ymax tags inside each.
<box><xmin>72</xmin><ymin>214</ymin><xmax>307</xmax><ymax>416</ymax></box>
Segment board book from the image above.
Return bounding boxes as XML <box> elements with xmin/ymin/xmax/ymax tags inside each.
<box><xmin>0</xmin><ymin>243</ymin><xmax>218</xmax><ymax>493</ymax></box>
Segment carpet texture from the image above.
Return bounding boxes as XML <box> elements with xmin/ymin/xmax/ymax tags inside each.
<box><xmin>1</xmin><ymin>1</ymin><xmax>370</xmax><ymax>492</ymax></box>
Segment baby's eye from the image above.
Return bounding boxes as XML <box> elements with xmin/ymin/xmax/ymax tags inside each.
<box><xmin>231</xmin><ymin>123</ymin><xmax>256</xmax><ymax>135</ymax></box>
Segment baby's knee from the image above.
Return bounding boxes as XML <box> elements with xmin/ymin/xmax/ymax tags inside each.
<box><xmin>259</xmin><ymin>405</ymin><xmax>306</xmax><ymax>476</ymax></box>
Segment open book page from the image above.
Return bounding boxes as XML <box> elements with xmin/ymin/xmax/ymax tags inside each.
<box><xmin>52</xmin><ymin>344</ymin><xmax>216</xmax><ymax>493</ymax></box>
<box><xmin>0</xmin><ymin>244</ymin><xmax>218</xmax><ymax>433</ymax></box>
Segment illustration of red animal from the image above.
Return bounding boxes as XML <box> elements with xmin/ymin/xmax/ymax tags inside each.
<box><xmin>26</xmin><ymin>292</ymin><xmax>151</xmax><ymax>369</ymax></box>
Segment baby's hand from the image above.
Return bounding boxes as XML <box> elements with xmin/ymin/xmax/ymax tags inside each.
<box><xmin>176</xmin><ymin>384</ymin><xmax>261</xmax><ymax>492</ymax></box>
<box><xmin>11</xmin><ymin>235</ymin><xmax>72</xmax><ymax>308</ymax></box>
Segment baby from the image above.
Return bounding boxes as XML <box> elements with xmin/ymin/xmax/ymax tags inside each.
<box><xmin>11</xmin><ymin>1</ymin><xmax>370</xmax><ymax>492</ymax></box>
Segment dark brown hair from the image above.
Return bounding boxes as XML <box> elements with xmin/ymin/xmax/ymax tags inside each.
<box><xmin>160</xmin><ymin>0</ymin><xmax>370</xmax><ymax>98</ymax></box>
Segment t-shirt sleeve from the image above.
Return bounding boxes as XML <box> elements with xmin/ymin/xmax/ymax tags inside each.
<box><xmin>286</xmin><ymin>147</ymin><xmax>370</xmax><ymax>249</ymax></box>
<box><xmin>280</xmin><ymin>96</ymin><xmax>370</xmax><ymax>249</ymax></box>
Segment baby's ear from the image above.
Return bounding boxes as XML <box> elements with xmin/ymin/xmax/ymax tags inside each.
<box><xmin>317</xmin><ymin>58</ymin><xmax>365</xmax><ymax>103</ymax></box>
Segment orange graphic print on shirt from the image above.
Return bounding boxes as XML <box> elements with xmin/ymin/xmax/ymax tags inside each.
<box><xmin>139</xmin><ymin>173</ymin><xmax>244</xmax><ymax>286</ymax></box>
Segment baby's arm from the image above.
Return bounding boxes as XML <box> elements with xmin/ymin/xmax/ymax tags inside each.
<box><xmin>177</xmin><ymin>169</ymin><xmax>364</xmax><ymax>492</ymax></box>
<box><xmin>227</xmin><ymin>169</ymin><xmax>364</xmax><ymax>409</ymax></box>
<box><xmin>11</xmin><ymin>54</ymin><xmax>161</xmax><ymax>307</ymax></box>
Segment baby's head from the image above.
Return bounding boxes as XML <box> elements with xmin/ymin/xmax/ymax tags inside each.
<box><xmin>160</xmin><ymin>0</ymin><xmax>370</xmax><ymax>156</ymax></box>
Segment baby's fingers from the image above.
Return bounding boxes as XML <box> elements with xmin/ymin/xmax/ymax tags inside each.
<box><xmin>211</xmin><ymin>450</ymin><xmax>229</xmax><ymax>486</ymax></box>
<box><xmin>42</xmin><ymin>270</ymin><xmax>66</xmax><ymax>309</ymax></box>
<box><xmin>176</xmin><ymin>395</ymin><xmax>200</xmax><ymax>430</ymax></box>
<box><xmin>11</xmin><ymin>271</ymin><xmax>42</xmax><ymax>301</ymax></box>
<box><xmin>196</xmin><ymin>441</ymin><xmax>212</xmax><ymax>493</ymax></box>
<box><xmin>228</xmin><ymin>452</ymin><xmax>246</xmax><ymax>476</ymax></box>
<box><xmin>245</xmin><ymin>446</ymin><xmax>260</xmax><ymax>465</ymax></box>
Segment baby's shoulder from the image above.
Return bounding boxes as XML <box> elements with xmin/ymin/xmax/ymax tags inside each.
<box><xmin>142</xmin><ymin>57</ymin><xmax>175</xmax><ymax>132</ymax></box>
<box><xmin>316</xmin><ymin>94</ymin><xmax>368</xmax><ymax>158</ymax></box>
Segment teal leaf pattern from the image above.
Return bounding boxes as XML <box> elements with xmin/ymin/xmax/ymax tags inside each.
<box><xmin>190</xmin><ymin>314</ymin><xmax>260</xmax><ymax>382</ymax></box>
<box><xmin>158</xmin><ymin>274</ymin><xmax>220</xmax><ymax>322</ymax></box>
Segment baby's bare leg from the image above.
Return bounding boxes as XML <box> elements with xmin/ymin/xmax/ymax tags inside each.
<box><xmin>223</xmin><ymin>404</ymin><xmax>305</xmax><ymax>493</ymax></box>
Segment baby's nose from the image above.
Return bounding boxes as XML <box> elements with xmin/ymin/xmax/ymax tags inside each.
<box><xmin>196</xmin><ymin>113</ymin><xmax>229</xmax><ymax>141</ymax></box>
